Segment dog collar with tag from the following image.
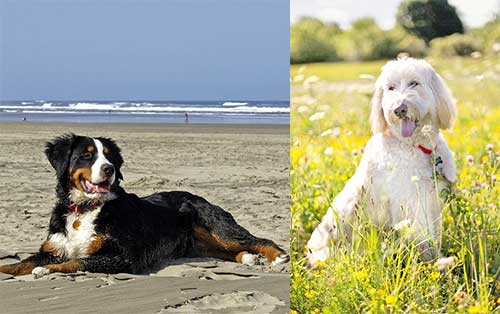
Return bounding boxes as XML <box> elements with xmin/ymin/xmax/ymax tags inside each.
<box><xmin>67</xmin><ymin>203</ymin><xmax>99</xmax><ymax>214</ymax></box>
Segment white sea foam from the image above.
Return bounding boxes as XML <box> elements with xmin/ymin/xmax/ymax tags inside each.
<box><xmin>222</xmin><ymin>102</ymin><xmax>248</xmax><ymax>107</ymax></box>
<box><xmin>1</xmin><ymin>103</ymin><xmax>288</xmax><ymax>113</ymax></box>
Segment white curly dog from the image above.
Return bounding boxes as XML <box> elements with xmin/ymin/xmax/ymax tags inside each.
<box><xmin>306</xmin><ymin>58</ymin><xmax>457</xmax><ymax>266</ymax></box>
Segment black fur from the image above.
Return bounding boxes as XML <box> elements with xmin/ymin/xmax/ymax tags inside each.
<box><xmin>0</xmin><ymin>135</ymin><xmax>287</xmax><ymax>276</ymax></box>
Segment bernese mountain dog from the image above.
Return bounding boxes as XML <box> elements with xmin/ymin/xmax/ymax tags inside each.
<box><xmin>0</xmin><ymin>134</ymin><xmax>288</xmax><ymax>278</ymax></box>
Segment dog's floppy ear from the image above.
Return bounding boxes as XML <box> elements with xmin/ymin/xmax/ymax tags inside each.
<box><xmin>430</xmin><ymin>71</ymin><xmax>457</xmax><ymax>130</ymax></box>
<box><xmin>369</xmin><ymin>78</ymin><xmax>387</xmax><ymax>134</ymax></box>
<box><xmin>96</xmin><ymin>137</ymin><xmax>124</xmax><ymax>182</ymax></box>
<box><xmin>45</xmin><ymin>134</ymin><xmax>76</xmax><ymax>179</ymax></box>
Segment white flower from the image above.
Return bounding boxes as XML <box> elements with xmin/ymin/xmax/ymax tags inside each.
<box><xmin>320</xmin><ymin>129</ymin><xmax>333</xmax><ymax>137</ymax></box>
<box><xmin>486</xmin><ymin>144</ymin><xmax>493</xmax><ymax>151</ymax></box>
<box><xmin>470</xmin><ymin>51</ymin><xmax>482</xmax><ymax>58</ymax></box>
<box><xmin>297</xmin><ymin>106</ymin><xmax>309</xmax><ymax>113</ymax></box>
<box><xmin>293</xmin><ymin>74</ymin><xmax>304</xmax><ymax>82</ymax></box>
<box><xmin>393</xmin><ymin>219</ymin><xmax>411</xmax><ymax>231</ymax></box>
<box><xmin>303</xmin><ymin>75</ymin><xmax>320</xmax><ymax>87</ymax></box>
<box><xmin>324</xmin><ymin>147</ymin><xmax>334</xmax><ymax>155</ymax></box>
<box><xmin>359</xmin><ymin>74</ymin><xmax>375</xmax><ymax>80</ymax></box>
<box><xmin>309</xmin><ymin>112</ymin><xmax>325</xmax><ymax>121</ymax></box>
<box><xmin>466</xmin><ymin>155</ymin><xmax>474</xmax><ymax>163</ymax></box>
<box><xmin>332</xmin><ymin>127</ymin><xmax>341</xmax><ymax>137</ymax></box>
<box><xmin>411</xmin><ymin>176</ymin><xmax>420</xmax><ymax>182</ymax></box>
<box><xmin>291</xmin><ymin>95</ymin><xmax>317</xmax><ymax>106</ymax></box>
<box><xmin>436</xmin><ymin>256</ymin><xmax>455</xmax><ymax>271</ymax></box>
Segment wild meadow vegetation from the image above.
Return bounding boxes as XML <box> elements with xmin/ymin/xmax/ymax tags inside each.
<box><xmin>290</xmin><ymin>57</ymin><xmax>500</xmax><ymax>313</ymax></box>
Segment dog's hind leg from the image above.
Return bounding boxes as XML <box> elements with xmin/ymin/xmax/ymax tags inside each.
<box><xmin>187</xmin><ymin>197</ymin><xmax>289</xmax><ymax>265</ymax></box>
<box><xmin>192</xmin><ymin>223</ymin><xmax>289</xmax><ymax>266</ymax></box>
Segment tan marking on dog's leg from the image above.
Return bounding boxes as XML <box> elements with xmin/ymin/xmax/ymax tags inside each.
<box><xmin>42</xmin><ymin>240</ymin><xmax>65</xmax><ymax>258</ymax></box>
<box><xmin>0</xmin><ymin>262</ymin><xmax>37</xmax><ymax>276</ymax></box>
<box><xmin>193</xmin><ymin>226</ymin><xmax>250</xmax><ymax>263</ymax></box>
<box><xmin>253</xmin><ymin>245</ymin><xmax>286</xmax><ymax>263</ymax></box>
<box><xmin>45</xmin><ymin>260</ymin><xmax>82</xmax><ymax>274</ymax></box>
<box><xmin>194</xmin><ymin>227</ymin><xmax>289</xmax><ymax>263</ymax></box>
<box><xmin>86</xmin><ymin>235</ymin><xmax>107</xmax><ymax>255</ymax></box>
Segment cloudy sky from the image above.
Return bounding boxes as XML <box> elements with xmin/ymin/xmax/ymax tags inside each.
<box><xmin>0</xmin><ymin>0</ymin><xmax>289</xmax><ymax>101</ymax></box>
<box><xmin>291</xmin><ymin>0</ymin><xmax>499</xmax><ymax>29</ymax></box>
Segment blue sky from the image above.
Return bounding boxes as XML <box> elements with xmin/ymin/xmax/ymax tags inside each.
<box><xmin>0</xmin><ymin>0</ymin><xmax>289</xmax><ymax>101</ymax></box>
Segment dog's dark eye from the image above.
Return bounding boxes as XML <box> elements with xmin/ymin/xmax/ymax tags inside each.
<box><xmin>388</xmin><ymin>86</ymin><xmax>395</xmax><ymax>91</ymax></box>
<box><xmin>409</xmin><ymin>81</ymin><xmax>419</xmax><ymax>87</ymax></box>
<box><xmin>81</xmin><ymin>152</ymin><xmax>93</xmax><ymax>160</ymax></box>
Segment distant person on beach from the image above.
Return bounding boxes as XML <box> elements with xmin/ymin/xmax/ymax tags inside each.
<box><xmin>22</xmin><ymin>117</ymin><xmax>27</xmax><ymax>121</ymax></box>
<box><xmin>185</xmin><ymin>112</ymin><xmax>189</xmax><ymax>124</ymax></box>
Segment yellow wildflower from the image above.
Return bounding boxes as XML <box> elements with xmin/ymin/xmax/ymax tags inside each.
<box><xmin>430</xmin><ymin>271</ymin><xmax>440</xmax><ymax>280</ymax></box>
<box><xmin>304</xmin><ymin>290</ymin><xmax>315</xmax><ymax>299</ymax></box>
<box><xmin>377</xmin><ymin>289</ymin><xmax>385</xmax><ymax>298</ymax></box>
<box><xmin>385</xmin><ymin>295</ymin><xmax>397</xmax><ymax>305</ymax></box>
<box><xmin>355</xmin><ymin>270</ymin><xmax>368</xmax><ymax>280</ymax></box>
<box><xmin>468</xmin><ymin>305</ymin><xmax>486</xmax><ymax>314</ymax></box>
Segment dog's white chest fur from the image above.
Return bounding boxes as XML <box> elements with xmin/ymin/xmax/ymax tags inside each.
<box><xmin>366</xmin><ymin>134</ymin><xmax>441</xmax><ymax>227</ymax></box>
<box><xmin>48</xmin><ymin>207</ymin><xmax>101</xmax><ymax>259</ymax></box>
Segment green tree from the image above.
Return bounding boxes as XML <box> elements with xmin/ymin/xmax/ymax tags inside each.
<box><xmin>397</xmin><ymin>0</ymin><xmax>464</xmax><ymax>44</ymax></box>
<box><xmin>290</xmin><ymin>17</ymin><xmax>340</xmax><ymax>64</ymax></box>
<box><xmin>339</xmin><ymin>18</ymin><xmax>399</xmax><ymax>61</ymax></box>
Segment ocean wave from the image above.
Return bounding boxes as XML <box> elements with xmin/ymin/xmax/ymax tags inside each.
<box><xmin>222</xmin><ymin>102</ymin><xmax>248</xmax><ymax>107</ymax></box>
<box><xmin>0</xmin><ymin>103</ymin><xmax>289</xmax><ymax>114</ymax></box>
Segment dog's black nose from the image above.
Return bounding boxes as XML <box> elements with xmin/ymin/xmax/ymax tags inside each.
<box><xmin>394</xmin><ymin>104</ymin><xmax>408</xmax><ymax>118</ymax></box>
<box><xmin>101</xmin><ymin>164</ymin><xmax>114</xmax><ymax>176</ymax></box>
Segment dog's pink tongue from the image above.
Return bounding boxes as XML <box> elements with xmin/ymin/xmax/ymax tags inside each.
<box><xmin>96</xmin><ymin>185</ymin><xmax>110</xmax><ymax>193</ymax></box>
<box><xmin>400</xmin><ymin>119</ymin><xmax>416</xmax><ymax>137</ymax></box>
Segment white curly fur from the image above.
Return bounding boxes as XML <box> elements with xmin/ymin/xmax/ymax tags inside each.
<box><xmin>307</xmin><ymin>58</ymin><xmax>457</xmax><ymax>266</ymax></box>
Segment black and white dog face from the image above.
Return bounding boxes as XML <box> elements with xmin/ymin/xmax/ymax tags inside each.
<box><xmin>45</xmin><ymin>134</ymin><xmax>124</xmax><ymax>204</ymax></box>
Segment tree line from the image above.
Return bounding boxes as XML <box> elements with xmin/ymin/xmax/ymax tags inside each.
<box><xmin>291</xmin><ymin>0</ymin><xmax>500</xmax><ymax>64</ymax></box>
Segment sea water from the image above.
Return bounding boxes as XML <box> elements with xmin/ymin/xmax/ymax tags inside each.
<box><xmin>0</xmin><ymin>100</ymin><xmax>289</xmax><ymax>125</ymax></box>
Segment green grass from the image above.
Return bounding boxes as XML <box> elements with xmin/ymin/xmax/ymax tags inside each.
<box><xmin>290</xmin><ymin>57</ymin><xmax>500</xmax><ymax>314</ymax></box>
<box><xmin>291</xmin><ymin>60</ymin><xmax>386</xmax><ymax>81</ymax></box>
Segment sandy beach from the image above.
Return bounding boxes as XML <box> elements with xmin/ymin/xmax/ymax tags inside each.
<box><xmin>0</xmin><ymin>122</ymin><xmax>290</xmax><ymax>313</ymax></box>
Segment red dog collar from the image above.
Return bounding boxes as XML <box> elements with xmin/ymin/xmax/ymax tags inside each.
<box><xmin>417</xmin><ymin>145</ymin><xmax>433</xmax><ymax>155</ymax></box>
<box><xmin>67</xmin><ymin>203</ymin><xmax>99</xmax><ymax>214</ymax></box>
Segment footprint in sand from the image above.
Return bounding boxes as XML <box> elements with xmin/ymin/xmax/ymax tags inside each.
<box><xmin>160</xmin><ymin>291</ymin><xmax>285</xmax><ymax>314</ymax></box>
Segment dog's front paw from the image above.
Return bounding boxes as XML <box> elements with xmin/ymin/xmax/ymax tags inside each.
<box><xmin>306</xmin><ymin>246</ymin><xmax>331</xmax><ymax>267</ymax></box>
<box><xmin>271</xmin><ymin>254</ymin><xmax>290</xmax><ymax>266</ymax></box>
<box><xmin>306</xmin><ymin>224</ymin><xmax>333</xmax><ymax>267</ymax></box>
<box><xmin>32</xmin><ymin>267</ymin><xmax>50</xmax><ymax>279</ymax></box>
